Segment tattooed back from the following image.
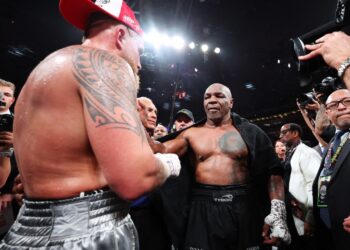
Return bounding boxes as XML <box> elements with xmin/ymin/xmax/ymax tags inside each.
<box><xmin>13</xmin><ymin>45</ymin><xmax>142</xmax><ymax>199</ymax></box>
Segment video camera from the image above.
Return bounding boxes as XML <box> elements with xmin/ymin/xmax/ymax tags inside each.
<box><xmin>0</xmin><ymin>114</ymin><xmax>14</xmax><ymax>132</ymax></box>
<box><xmin>291</xmin><ymin>0</ymin><xmax>350</xmax><ymax>78</ymax></box>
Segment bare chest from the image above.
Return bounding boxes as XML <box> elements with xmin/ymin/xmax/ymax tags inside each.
<box><xmin>188</xmin><ymin>128</ymin><xmax>248</xmax><ymax>161</ymax></box>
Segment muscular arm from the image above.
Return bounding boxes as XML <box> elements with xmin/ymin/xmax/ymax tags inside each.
<box><xmin>268</xmin><ymin>175</ymin><xmax>285</xmax><ymax>201</ymax></box>
<box><xmin>263</xmin><ymin>175</ymin><xmax>290</xmax><ymax>245</ymax></box>
<box><xmin>73</xmin><ymin>47</ymin><xmax>173</xmax><ymax>200</ymax></box>
<box><xmin>150</xmin><ymin>131</ymin><xmax>189</xmax><ymax>157</ymax></box>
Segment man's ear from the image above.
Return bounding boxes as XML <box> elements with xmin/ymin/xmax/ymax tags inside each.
<box><xmin>115</xmin><ymin>26</ymin><xmax>127</xmax><ymax>50</ymax></box>
<box><xmin>291</xmin><ymin>130</ymin><xmax>299</xmax><ymax>138</ymax></box>
<box><xmin>9</xmin><ymin>97</ymin><xmax>15</xmax><ymax>107</ymax></box>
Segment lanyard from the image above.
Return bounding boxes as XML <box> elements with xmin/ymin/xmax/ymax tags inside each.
<box><xmin>324</xmin><ymin>133</ymin><xmax>349</xmax><ymax>170</ymax></box>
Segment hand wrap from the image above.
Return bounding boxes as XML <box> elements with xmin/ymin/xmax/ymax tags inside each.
<box><xmin>264</xmin><ymin>199</ymin><xmax>291</xmax><ymax>244</ymax></box>
<box><xmin>154</xmin><ymin>153</ymin><xmax>181</xmax><ymax>178</ymax></box>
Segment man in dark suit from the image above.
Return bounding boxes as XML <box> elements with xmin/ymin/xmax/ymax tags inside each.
<box><xmin>313</xmin><ymin>88</ymin><xmax>350</xmax><ymax>250</ymax></box>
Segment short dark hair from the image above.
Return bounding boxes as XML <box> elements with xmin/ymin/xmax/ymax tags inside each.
<box><xmin>84</xmin><ymin>12</ymin><xmax>122</xmax><ymax>39</ymax></box>
<box><xmin>287</xmin><ymin>123</ymin><xmax>303</xmax><ymax>138</ymax></box>
<box><xmin>0</xmin><ymin>79</ymin><xmax>15</xmax><ymax>94</ymax></box>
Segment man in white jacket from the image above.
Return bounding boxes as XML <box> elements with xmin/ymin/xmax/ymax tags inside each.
<box><xmin>280</xmin><ymin>123</ymin><xmax>321</xmax><ymax>250</ymax></box>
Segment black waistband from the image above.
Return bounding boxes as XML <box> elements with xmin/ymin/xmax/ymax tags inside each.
<box><xmin>194</xmin><ymin>182</ymin><xmax>249</xmax><ymax>191</ymax></box>
<box><xmin>192</xmin><ymin>183</ymin><xmax>248</xmax><ymax>202</ymax></box>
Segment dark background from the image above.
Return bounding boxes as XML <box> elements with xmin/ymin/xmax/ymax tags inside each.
<box><xmin>0</xmin><ymin>0</ymin><xmax>340</xmax><ymax>144</ymax></box>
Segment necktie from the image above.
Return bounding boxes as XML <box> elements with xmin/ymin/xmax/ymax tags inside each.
<box><xmin>332</xmin><ymin>130</ymin><xmax>348</xmax><ymax>155</ymax></box>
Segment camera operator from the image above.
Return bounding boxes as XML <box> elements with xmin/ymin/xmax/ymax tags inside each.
<box><xmin>297</xmin><ymin>77</ymin><xmax>344</xmax><ymax>149</ymax></box>
<box><xmin>299</xmin><ymin>31</ymin><xmax>350</xmax><ymax>90</ymax></box>
<box><xmin>0</xmin><ymin>79</ymin><xmax>16</xmax><ymax>240</ymax></box>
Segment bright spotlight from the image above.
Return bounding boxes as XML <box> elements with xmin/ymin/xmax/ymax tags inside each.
<box><xmin>189</xmin><ymin>42</ymin><xmax>195</xmax><ymax>49</ymax></box>
<box><xmin>160</xmin><ymin>34</ymin><xmax>171</xmax><ymax>47</ymax></box>
<box><xmin>194</xmin><ymin>68</ymin><xmax>198</xmax><ymax>72</ymax></box>
<box><xmin>171</xmin><ymin>36</ymin><xmax>185</xmax><ymax>50</ymax></box>
<box><xmin>214</xmin><ymin>47</ymin><xmax>220</xmax><ymax>54</ymax></box>
<box><xmin>201</xmin><ymin>44</ymin><xmax>209</xmax><ymax>53</ymax></box>
<box><xmin>146</xmin><ymin>30</ymin><xmax>163</xmax><ymax>49</ymax></box>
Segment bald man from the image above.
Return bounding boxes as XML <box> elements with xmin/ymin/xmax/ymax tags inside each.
<box><xmin>312</xmin><ymin>89</ymin><xmax>350</xmax><ymax>250</ymax></box>
<box><xmin>152</xmin><ymin>83</ymin><xmax>290</xmax><ymax>250</ymax></box>
<box><xmin>137</xmin><ymin>97</ymin><xmax>157</xmax><ymax>137</ymax></box>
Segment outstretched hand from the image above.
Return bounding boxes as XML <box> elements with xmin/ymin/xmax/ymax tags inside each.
<box><xmin>298</xmin><ymin>31</ymin><xmax>350</xmax><ymax>70</ymax></box>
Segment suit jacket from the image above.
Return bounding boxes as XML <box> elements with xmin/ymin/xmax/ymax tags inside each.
<box><xmin>312</xmin><ymin>135</ymin><xmax>350</xmax><ymax>250</ymax></box>
<box><xmin>289</xmin><ymin>142</ymin><xmax>321</xmax><ymax>235</ymax></box>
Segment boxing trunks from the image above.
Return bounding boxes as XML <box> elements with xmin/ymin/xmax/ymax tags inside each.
<box><xmin>0</xmin><ymin>188</ymin><xmax>138</xmax><ymax>250</ymax></box>
<box><xmin>184</xmin><ymin>183</ymin><xmax>248</xmax><ymax>250</ymax></box>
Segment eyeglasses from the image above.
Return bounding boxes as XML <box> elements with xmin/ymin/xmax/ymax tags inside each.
<box><xmin>325</xmin><ymin>97</ymin><xmax>350</xmax><ymax>111</ymax></box>
<box><xmin>280</xmin><ymin>129</ymin><xmax>291</xmax><ymax>135</ymax></box>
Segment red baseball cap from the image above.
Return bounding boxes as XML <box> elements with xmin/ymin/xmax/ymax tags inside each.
<box><xmin>59</xmin><ymin>0</ymin><xmax>143</xmax><ymax>36</ymax></box>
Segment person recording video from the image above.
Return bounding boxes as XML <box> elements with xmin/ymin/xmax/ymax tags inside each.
<box><xmin>296</xmin><ymin>77</ymin><xmax>343</xmax><ymax>145</ymax></box>
<box><xmin>0</xmin><ymin>78</ymin><xmax>16</xmax><ymax>241</ymax></box>
<box><xmin>0</xmin><ymin>78</ymin><xmax>15</xmax><ymax>188</ymax></box>
<box><xmin>299</xmin><ymin>31</ymin><xmax>350</xmax><ymax>91</ymax></box>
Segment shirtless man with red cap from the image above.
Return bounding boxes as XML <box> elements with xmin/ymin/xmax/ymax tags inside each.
<box><xmin>0</xmin><ymin>1</ymin><xmax>181</xmax><ymax>249</ymax></box>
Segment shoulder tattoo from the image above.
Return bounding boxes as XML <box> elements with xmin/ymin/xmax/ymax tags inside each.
<box><xmin>72</xmin><ymin>48</ymin><xmax>144</xmax><ymax>138</ymax></box>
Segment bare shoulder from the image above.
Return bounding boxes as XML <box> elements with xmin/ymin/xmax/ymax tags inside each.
<box><xmin>71</xmin><ymin>46</ymin><xmax>143</xmax><ymax>136</ymax></box>
<box><xmin>70</xmin><ymin>45</ymin><xmax>136</xmax><ymax>88</ymax></box>
<box><xmin>181</xmin><ymin>126</ymin><xmax>203</xmax><ymax>139</ymax></box>
<box><xmin>36</xmin><ymin>45</ymin><xmax>135</xmax><ymax>85</ymax></box>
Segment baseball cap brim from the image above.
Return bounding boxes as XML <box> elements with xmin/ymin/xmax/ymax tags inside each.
<box><xmin>175</xmin><ymin>109</ymin><xmax>194</xmax><ymax>121</ymax></box>
<box><xmin>59</xmin><ymin>0</ymin><xmax>143</xmax><ymax>35</ymax></box>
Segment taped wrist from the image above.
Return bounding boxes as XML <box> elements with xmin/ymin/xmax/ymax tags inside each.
<box><xmin>265</xmin><ymin>199</ymin><xmax>291</xmax><ymax>244</ymax></box>
<box><xmin>154</xmin><ymin>153</ymin><xmax>181</xmax><ymax>178</ymax></box>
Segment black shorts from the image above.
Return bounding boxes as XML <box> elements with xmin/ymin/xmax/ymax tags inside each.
<box><xmin>184</xmin><ymin>183</ymin><xmax>248</xmax><ymax>250</ymax></box>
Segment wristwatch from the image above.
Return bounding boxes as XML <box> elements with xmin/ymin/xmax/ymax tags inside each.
<box><xmin>337</xmin><ymin>57</ymin><xmax>350</xmax><ymax>78</ymax></box>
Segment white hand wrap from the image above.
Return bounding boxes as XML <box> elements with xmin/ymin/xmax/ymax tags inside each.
<box><xmin>264</xmin><ymin>199</ymin><xmax>291</xmax><ymax>244</ymax></box>
<box><xmin>154</xmin><ymin>153</ymin><xmax>181</xmax><ymax>178</ymax></box>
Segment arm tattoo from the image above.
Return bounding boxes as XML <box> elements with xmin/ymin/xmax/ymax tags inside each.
<box><xmin>72</xmin><ymin>48</ymin><xmax>145</xmax><ymax>139</ymax></box>
<box><xmin>268</xmin><ymin>175</ymin><xmax>285</xmax><ymax>200</ymax></box>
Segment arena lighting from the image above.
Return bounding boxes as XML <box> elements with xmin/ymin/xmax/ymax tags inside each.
<box><xmin>201</xmin><ymin>44</ymin><xmax>209</xmax><ymax>52</ymax></box>
<box><xmin>277</xmin><ymin>59</ymin><xmax>281</xmax><ymax>64</ymax></box>
<box><xmin>171</xmin><ymin>36</ymin><xmax>185</xmax><ymax>50</ymax></box>
<box><xmin>143</xmin><ymin>30</ymin><xmax>163</xmax><ymax>49</ymax></box>
<box><xmin>143</xmin><ymin>29</ymin><xmax>222</xmax><ymax>54</ymax></box>
<box><xmin>189</xmin><ymin>42</ymin><xmax>195</xmax><ymax>49</ymax></box>
<box><xmin>194</xmin><ymin>68</ymin><xmax>198</xmax><ymax>72</ymax></box>
<box><xmin>214</xmin><ymin>47</ymin><xmax>220</xmax><ymax>54</ymax></box>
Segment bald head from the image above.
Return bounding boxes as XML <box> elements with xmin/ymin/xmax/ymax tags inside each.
<box><xmin>203</xmin><ymin>83</ymin><xmax>233</xmax><ymax>124</ymax></box>
<box><xmin>326</xmin><ymin>89</ymin><xmax>350</xmax><ymax>104</ymax></box>
<box><xmin>325</xmin><ymin>89</ymin><xmax>350</xmax><ymax>130</ymax></box>
<box><xmin>205</xmin><ymin>83</ymin><xmax>232</xmax><ymax>99</ymax></box>
<box><xmin>137</xmin><ymin>97</ymin><xmax>157</xmax><ymax>135</ymax></box>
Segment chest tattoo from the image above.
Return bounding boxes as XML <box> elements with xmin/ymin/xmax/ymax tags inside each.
<box><xmin>218</xmin><ymin>131</ymin><xmax>245</xmax><ymax>154</ymax></box>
